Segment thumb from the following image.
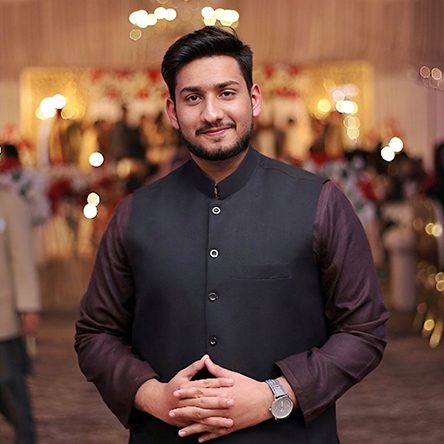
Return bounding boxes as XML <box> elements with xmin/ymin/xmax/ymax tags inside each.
<box><xmin>177</xmin><ymin>355</ymin><xmax>208</xmax><ymax>380</ymax></box>
<box><xmin>204</xmin><ymin>356</ymin><xmax>232</xmax><ymax>377</ymax></box>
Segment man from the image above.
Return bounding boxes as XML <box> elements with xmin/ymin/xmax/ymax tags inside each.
<box><xmin>75</xmin><ymin>26</ymin><xmax>388</xmax><ymax>443</ymax></box>
<box><xmin>0</xmin><ymin>186</ymin><xmax>41</xmax><ymax>444</ymax></box>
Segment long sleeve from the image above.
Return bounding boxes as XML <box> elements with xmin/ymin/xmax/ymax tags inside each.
<box><xmin>276</xmin><ymin>180</ymin><xmax>389</xmax><ymax>423</ymax></box>
<box><xmin>7</xmin><ymin>192</ymin><xmax>41</xmax><ymax>314</ymax></box>
<box><xmin>74</xmin><ymin>195</ymin><xmax>158</xmax><ymax>427</ymax></box>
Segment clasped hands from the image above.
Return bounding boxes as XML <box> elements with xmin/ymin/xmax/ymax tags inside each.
<box><xmin>135</xmin><ymin>354</ymin><xmax>274</xmax><ymax>442</ymax></box>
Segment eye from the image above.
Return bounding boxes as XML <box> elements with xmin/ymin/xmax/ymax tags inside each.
<box><xmin>185</xmin><ymin>94</ymin><xmax>201</xmax><ymax>104</ymax></box>
<box><xmin>220</xmin><ymin>90</ymin><xmax>235</xmax><ymax>99</ymax></box>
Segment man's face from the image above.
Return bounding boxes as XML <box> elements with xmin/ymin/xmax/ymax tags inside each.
<box><xmin>166</xmin><ymin>55</ymin><xmax>261</xmax><ymax>161</ymax></box>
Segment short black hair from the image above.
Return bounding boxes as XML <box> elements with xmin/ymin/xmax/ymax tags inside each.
<box><xmin>161</xmin><ymin>26</ymin><xmax>253</xmax><ymax>102</ymax></box>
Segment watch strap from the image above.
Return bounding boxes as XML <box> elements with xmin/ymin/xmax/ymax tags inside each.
<box><xmin>265</xmin><ymin>379</ymin><xmax>287</xmax><ymax>399</ymax></box>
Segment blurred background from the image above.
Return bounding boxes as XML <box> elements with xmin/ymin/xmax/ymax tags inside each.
<box><xmin>0</xmin><ymin>0</ymin><xmax>443</xmax><ymax>443</ymax></box>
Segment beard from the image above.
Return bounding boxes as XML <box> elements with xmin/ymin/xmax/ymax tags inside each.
<box><xmin>179</xmin><ymin>120</ymin><xmax>253</xmax><ymax>161</ymax></box>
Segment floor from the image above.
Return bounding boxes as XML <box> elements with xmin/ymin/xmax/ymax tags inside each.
<box><xmin>1</xmin><ymin>309</ymin><xmax>443</xmax><ymax>443</ymax></box>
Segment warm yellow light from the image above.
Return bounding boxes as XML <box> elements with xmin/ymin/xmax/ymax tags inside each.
<box><xmin>214</xmin><ymin>8</ymin><xmax>225</xmax><ymax>20</ymax></box>
<box><xmin>431</xmin><ymin>68</ymin><xmax>442</xmax><ymax>81</ymax></box>
<box><xmin>89</xmin><ymin>152</ymin><xmax>105</xmax><ymax>167</ymax></box>
<box><xmin>347</xmin><ymin>127</ymin><xmax>360</xmax><ymax>140</ymax></box>
<box><xmin>201</xmin><ymin>6</ymin><xmax>215</xmax><ymax>19</ymax></box>
<box><xmin>389</xmin><ymin>136</ymin><xmax>403</xmax><ymax>153</ymax></box>
<box><xmin>146</xmin><ymin>13</ymin><xmax>157</xmax><ymax>26</ymax></box>
<box><xmin>317</xmin><ymin>99</ymin><xmax>331</xmax><ymax>113</ymax></box>
<box><xmin>436</xmin><ymin>281</ymin><xmax>444</xmax><ymax>292</ymax></box>
<box><xmin>87</xmin><ymin>192</ymin><xmax>101</xmax><ymax>207</ymax></box>
<box><xmin>203</xmin><ymin>17</ymin><xmax>217</xmax><ymax>26</ymax></box>
<box><xmin>130</xmin><ymin>29</ymin><xmax>142</xmax><ymax>41</ymax></box>
<box><xmin>61</xmin><ymin>107</ymin><xmax>75</xmax><ymax>119</ymax></box>
<box><xmin>164</xmin><ymin>8</ymin><xmax>177</xmax><ymax>21</ymax></box>
<box><xmin>435</xmin><ymin>272</ymin><xmax>444</xmax><ymax>282</ymax></box>
<box><xmin>424</xmin><ymin>319</ymin><xmax>435</xmax><ymax>331</ymax></box>
<box><xmin>335</xmin><ymin>100</ymin><xmax>358</xmax><ymax>114</ymax></box>
<box><xmin>381</xmin><ymin>146</ymin><xmax>395</xmax><ymax>162</ymax></box>
<box><xmin>136</xmin><ymin>11</ymin><xmax>152</xmax><ymax>28</ymax></box>
<box><xmin>83</xmin><ymin>204</ymin><xmax>98</xmax><ymax>219</ymax></box>
<box><xmin>429</xmin><ymin>320</ymin><xmax>443</xmax><ymax>348</ymax></box>
<box><xmin>332</xmin><ymin>89</ymin><xmax>345</xmax><ymax>102</ymax></box>
<box><xmin>222</xmin><ymin>9</ymin><xmax>239</xmax><ymax>23</ymax></box>
<box><xmin>419</xmin><ymin>66</ymin><xmax>430</xmax><ymax>78</ymax></box>
<box><xmin>52</xmin><ymin>94</ymin><xmax>66</xmax><ymax>109</ymax></box>
<box><xmin>432</xmin><ymin>223</ymin><xmax>443</xmax><ymax>237</ymax></box>
<box><xmin>35</xmin><ymin>107</ymin><xmax>48</xmax><ymax>120</ymax></box>
<box><xmin>40</xmin><ymin>97</ymin><xmax>56</xmax><ymax>114</ymax></box>
<box><xmin>344</xmin><ymin>116</ymin><xmax>359</xmax><ymax>129</ymax></box>
<box><xmin>129</xmin><ymin>10</ymin><xmax>146</xmax><ymax>25</ymax></box>
<box><xmin>154</xmin><ymin>7</ymin><xmax>166</xmax><ymax>19</ymax></box>
<box><xmin>425</xmin><ymin>223</ymin><xmax>434</xmax><ymax>235</ymax></box>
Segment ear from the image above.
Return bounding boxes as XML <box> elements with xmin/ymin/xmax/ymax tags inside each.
<box><xmin>250</xmin><ymin>84</ymin><xmax>262</xmax><ymax>118</ymax></box>
<box><xmin>165</xmin><ymin>97</ymin><xmax>180</xmax><ymax>130</ymax></box>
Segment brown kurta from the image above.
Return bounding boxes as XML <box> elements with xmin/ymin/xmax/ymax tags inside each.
<box><xmin>75</xmin><ymin>148</ymin><xmax>388</xmax><ymax>439</ymax></box>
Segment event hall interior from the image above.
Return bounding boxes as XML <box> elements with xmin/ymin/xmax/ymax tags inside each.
<box><xmin>0</xmin><ymin>0</ymin><xmax>443</xmax><ymax>443</ymax></box>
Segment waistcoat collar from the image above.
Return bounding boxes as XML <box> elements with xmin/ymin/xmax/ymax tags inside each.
<box><xmin>183</xmin><ymin>147</ymin><xmax>259</xmax><ymax>200</ymax></box>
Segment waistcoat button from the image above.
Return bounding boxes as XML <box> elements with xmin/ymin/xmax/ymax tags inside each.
<box><xmin>209</xmin><ymin>336</ymin><xmax>218</xmax><ymax>346</ymax></box>
<box><xmin>208</xmin><ymin>292</ymin><xmax>218</xmax><ymax>301</ymax></box>
<box><xmin>209</xmin><ymin>249</ymin><xmax>219</xmax><ymax>258</ymax></box>
<box><xmin>212</xmin><ymin>206</ymin><xmax>221</xmax><ymax>215</ymax></box>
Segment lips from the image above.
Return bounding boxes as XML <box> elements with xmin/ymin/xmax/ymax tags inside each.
<box><xmin>196</xmin><ymin>122</ymin><xmax>235</xmax><ymax>136</ymax></box>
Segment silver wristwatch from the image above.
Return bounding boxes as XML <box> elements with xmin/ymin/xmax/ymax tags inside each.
<box><xmin>265</xmin><ymin>379</ymin><xmax>294</xmax><ymax>420</ymax></box>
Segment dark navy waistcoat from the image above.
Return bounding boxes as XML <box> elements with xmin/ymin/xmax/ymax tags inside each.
<box><xmin>127</xmin><ymin>149</ymin><xmax>337</xmax><ymax>443</ymax></box>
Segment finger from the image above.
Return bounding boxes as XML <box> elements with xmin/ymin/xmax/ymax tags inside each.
<box><xmin>175</xmin><ymin>387</ymin><xmax>229</xmax><ymax>400</ymax></box>
<box><xmin>178</xmin><ymin>420</ymin><xmax>233</xmax><ymax>438</ymax></box>
<box><xmin>204</xmin><ymin>357</ymin><xmax>231</xmax><ymax>378</ymax></box>
<box><xmin>170</xmin><ymin>406</ymin><xmax>232</xmax><ymax>422</ymax></box>
<box><xmin>177</xmin><ymin>377</ymin><xmax>234</xmax><ymax>391</ymax></box>
<box><xmin>177</xmin><ymin>396</ymin><xmax>234</xmax><ymax>409</ymax></box>
<box><xmin>177</xmin><ymin>355</ymin><xmax>208</xmax><ymax>380</ymax></box>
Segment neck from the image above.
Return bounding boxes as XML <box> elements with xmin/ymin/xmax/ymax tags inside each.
<box><xmin>190</xmin><ymin>149</ymin><xmax>248</xmax><ymax>183</ymax></box>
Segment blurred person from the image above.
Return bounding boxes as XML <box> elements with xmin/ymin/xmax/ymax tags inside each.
<box><xmin>109</xmin><ymin>104</ymin><xmax>145</xmax><ymax>162</ymax></box>
<box><xmin>0</xmin><ymin>186</ymin><xmax>41</xmax><ymax>444</ymax></box>
<box><xmin>0</xmin><ymin>144</ymin><xmax>50</xmax><ymax>227</ymax></box>
<box><xmin>423</xmin><ymin>141</ymin><xmax>444</xmax><ymax>208</ymax></box>
<box><xmin>75</xmin><ymin>26</ymin><xmax>387</xmax><ymax>444</ymax></box>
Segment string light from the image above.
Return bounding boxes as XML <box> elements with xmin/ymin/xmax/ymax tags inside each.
<box><xmin>83</xmin><ymin>203</ymin><xmax>98</xmax><ymax>219</ymax></box>
<box><xmin>381</xmin><ymin>145</ymin><xmax>395</xmax><ymax>162</ymax></box>
<box><xmin>389</xmin><ymin>136</ymin><xmax>404</xmax><ymax>153</ymax></box>
<box><xmin>128</xmin><ymin>7</ymin><xmax>177</xmax><ymax>33</ymax></box>
<box><xmin>87</xmin><ymin>192</ymin><xmax>101</xmax><ymax>206</ymax></box>
<box><xmin>35</xmin><ymin>94</ymin><xmax>67</xmax><ymax>120</ymax></box>
<box><xmin>200</xmin><ymin>7</ymin><xmax>239</xmax><ymax>26</ymax></box>
<box><xmin>89</xmin><ymin>152</ymin><xmax>104</xmax><ymax>167</ymax></box>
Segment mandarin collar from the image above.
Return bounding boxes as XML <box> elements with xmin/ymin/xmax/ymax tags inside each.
<box><xmin>183</xmin><ymin>147</ymin><xmax>259</xmax><ymax>200</ymax></box>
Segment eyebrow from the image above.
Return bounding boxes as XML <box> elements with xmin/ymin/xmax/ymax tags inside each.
<box><xmin>179</xmin><ymin>80</ymin><xmax>241</xmax><ymax>96</ymax></box>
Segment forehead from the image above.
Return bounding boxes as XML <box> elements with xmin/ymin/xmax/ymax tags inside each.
<box><xmin>175</xmin><ymin>56</ymin><xmax>245</xmax><ymax>92</ymax></box>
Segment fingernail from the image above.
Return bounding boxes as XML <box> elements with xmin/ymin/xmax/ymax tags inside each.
<box><xmin>169</xmin><ymin>411</ymin><xmax>176</xmax><ymax>417</ymax></box>
<box><xmin>226</xmin><ymin>399</ymin><xmax>234</xmax><ymax>406</ymax></box>
<box><xmin>225</xmin><ymin>419</ymin><xmax>233</xmax><ymax>426</ymax></box>
<box><xmin>178</xmin><ymin>430</ymin><xmax>186</xmax><ymax>437</ymax></box>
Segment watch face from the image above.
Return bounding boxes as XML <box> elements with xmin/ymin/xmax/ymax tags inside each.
<box><xmin>271</xmin><ymin>396</ymin><xmax>293</xmax><ymax>419</ymax></box>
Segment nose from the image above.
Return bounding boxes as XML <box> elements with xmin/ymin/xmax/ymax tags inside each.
<box><xmin>201</xmin><ymin>96</ymin><xmax>224</xmax><ymax>123</ymax></box>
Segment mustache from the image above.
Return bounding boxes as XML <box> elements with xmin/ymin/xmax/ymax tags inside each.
<box><xmin>195</xmin><ymin>121</ymin><xmax>236</xmax><ymax>135</ymax></box>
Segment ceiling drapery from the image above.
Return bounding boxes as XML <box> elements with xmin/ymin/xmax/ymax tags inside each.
<box><xmin>0</xmin><ymin>0</ymin><xmax>442</xmax><ymax>80</ymax></box>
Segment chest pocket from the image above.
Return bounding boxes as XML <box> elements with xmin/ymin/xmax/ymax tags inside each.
<box><xmin>233</xmin><ymin>263</ymin><xmax>292</xmax><ymax>280</ymax></box>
